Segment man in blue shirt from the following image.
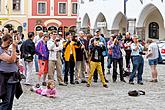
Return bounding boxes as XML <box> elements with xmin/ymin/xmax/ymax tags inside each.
<box><xmin>129</xmin><ymin>35</ymin><xmax>144</xmax><ymax>85</ymax></box>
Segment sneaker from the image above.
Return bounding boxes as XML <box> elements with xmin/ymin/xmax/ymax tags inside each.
<box><xmin>42</xmin><ymin>82</ymin><xmax>47</xmax><ymax>86</ymax></box>
<box><xmin>59</xmin><ymin>82</ymin><xmax>67</xmax><ymax>86</ymax></box>
<box><xmin>121</xmin><ymin>79</ymin><xmax>126</xmax><ymax>83</ymax></box>
<box><xmin>149</xmin><ymin>79</ymin><xmax>158</xmax><ymax>83</ymax></box>
<box><xmin>35</xmin><ymin>83</ymin><xmax>40</xmax><ymax>88</ymax></box>
<box><xmin>86</xmin><ymin>83</ymin><xmax>90</xmax><ymax>87</ymax></box>
<box><xmin>137</xmin><ymin>81</ymin><xmax>143</xmax><ymax>85</ymax></box>
<box><xmin>75</xmin><ymin>80</ymin><xmax>80</xmax><ymax>84</ymax></box>
<box><xmin>81</xmin><ymin>80</ymin><xmax>87</xmax><ymax>83</ymax></box>
<box><xmin>129</xmin><ymin>81</ymin><xmax>134</xmax><ymax>85</ymax></box>
<box><xmin>103</xmin><ymin>84</ymin><xmax>108</xmax><ymax>88</ymax></box>
<box><xmin>70</xmin><ymin>82</ymin><xmax>75</xmax><ymax>85</ymax></box>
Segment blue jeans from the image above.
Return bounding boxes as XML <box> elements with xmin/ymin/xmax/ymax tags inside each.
<box><xmin>0</xmin><ymin>83</ymin><xmax>16</xmax><ymax>110</ymax></box>
<box><xmin>34</xmin><ymin>55</ymin><xmax>39</xmax><ymax>72</ymax></box>
<box><xmin>148</xmin><ymin>59</ymin><xmax>158</xmax><ymax>65</ymax></box>
<box><xmin>130</xmin><ymin>56</ymin><xmax>144</xmax><ymax>83</ymax></box>
<box><xmin>107</xmin><ymin>55</ymin><xmax>112</xmax><ymax>69</ymax></box>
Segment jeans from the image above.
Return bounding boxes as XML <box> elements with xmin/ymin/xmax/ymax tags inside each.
<box><xmin>0</xmin><ymin>83</ymin><xmax>16</xmax><ymax>110</ymax></box>
<box><xmin>34</xmin><ymin>55</ymin><xmax>39</xmax><ymax>72</ymax></box>
<box><xmin>130</xmin><ymin>56</ymin><xmax>144</xmax><ymax>82</ymax></box>
<box><xmin>107</xmin><ymin>55</ymin><xmax>112</xmax><ymax>69</ymax></box>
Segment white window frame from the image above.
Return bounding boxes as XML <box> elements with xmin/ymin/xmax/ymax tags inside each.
<box><xmin>58</xmin><ymin>2</ymin><xmax>67</xmax><ymax>15</ymax></box>
<box><xmin>12</xmin><ymin>0</ymin><xmax>21</xmax><ymax>11</ymax></box>
<box><xmin>37</xmin><ymin>1</ymin><xmax>47</xmax><ymax>15</ymax></box>
<box><xmin>72</xmin><ymin>2</ymin><xmax>78</xmax><ymax>15</ymax></box>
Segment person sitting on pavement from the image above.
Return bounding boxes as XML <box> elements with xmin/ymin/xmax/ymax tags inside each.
<box><xmin>30</xmin><ymin>80</ymin><xmax>57</xmax><ymax>98</ymax></box>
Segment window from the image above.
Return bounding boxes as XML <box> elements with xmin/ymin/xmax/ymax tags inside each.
<box><xmin>149</xmin><ymin>22</ymin><xmax>159</xmax><ymax>39</ymax></box>
<box><xmin>13</xmin><ymin>0</ymin><xmax>20</xmax><ymax>11</ymax></box>
<box><xmin>38</xmin><ymin>2</ymin><xmax>46</xmax><ymax>14</ymax></box>
<box><xmin>72</xmin><ymin>3</ymin><xmax>77</xmax><ymax>14</ymax></box>
<box><xmin>59</xmin><ymin>3</ymin><xmax>66</xmax><ymax>14</ymax></box>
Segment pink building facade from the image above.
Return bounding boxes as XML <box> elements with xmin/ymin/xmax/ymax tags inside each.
<box><xmin>28</xmin><ymin>0</ymin><xmax>77</xmax><ymax>36</ymax></box>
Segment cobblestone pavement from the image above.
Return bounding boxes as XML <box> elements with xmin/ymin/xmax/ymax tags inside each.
<box><xmin>13</xmin><ymin>59</ymin><xmax>165</xmax><ymax>110</ymax></box>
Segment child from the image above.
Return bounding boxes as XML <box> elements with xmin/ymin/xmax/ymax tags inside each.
<box><xmin>87</xmin><ymin>40</ymin><xmax>108</xmax><ymax>88</ymax></box>
<box><xmin>30</xmin><ymin>80</ymin><xmax>57</xmax><ymax>98</ymax></box>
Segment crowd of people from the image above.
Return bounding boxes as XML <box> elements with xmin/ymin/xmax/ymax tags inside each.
<box><xmin>0</xmin><ymin>27</ymin><xmax>160</xmax><ymax>109</ymax></box>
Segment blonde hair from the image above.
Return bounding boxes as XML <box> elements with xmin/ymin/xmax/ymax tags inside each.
<box><xmin>47</xmin><ymin>80</ymin><xmax>55</xmax><ymax>89</ymax></box>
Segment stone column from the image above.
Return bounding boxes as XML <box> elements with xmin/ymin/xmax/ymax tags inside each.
<box><xmin>127</xmin><ymin>18</ymin><xmax>136</xmax><ymax>35</ymax></box>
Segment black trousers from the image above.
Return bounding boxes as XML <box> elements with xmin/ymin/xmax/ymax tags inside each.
<box><xmin>0</xmin><ymin>73</ymin><xmax>16</xmax><ymax>110</ymax></box>
<box><xmin>64</xmin><ymin>55</ymin><xmax>75</xmax><ymax>83</ymax></box>
<box><xmin>93</xmin><ymin>56</ymin><xmax>106</xmax><ymax>81</ymax></box>
<box><xmin>112</xmin><ymin>58</ymin><xmax>124</xmax><ymax>81</ymax></box>
<box><xmin>125</xmin><ymin>50</ymin><xmax>132</xmax><ymax>68</ymax></box>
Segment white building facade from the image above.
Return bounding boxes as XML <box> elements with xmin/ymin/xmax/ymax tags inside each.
<box><xmin>78</xmin><ymin>0</ymin><xmax>165</xmax><ymax>40</ymax></box>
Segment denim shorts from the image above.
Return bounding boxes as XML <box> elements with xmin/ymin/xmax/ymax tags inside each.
<box><xmin>148</xmin><ymin>59</ymin><xmax>158</xmax><ymax>65</ymax></box>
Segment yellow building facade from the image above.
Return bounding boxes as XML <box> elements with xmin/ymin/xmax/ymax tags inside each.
<box><xmin>0</xmin><ymin>0</ymin><xmax>28</xmax><ymax>35</ymax></box>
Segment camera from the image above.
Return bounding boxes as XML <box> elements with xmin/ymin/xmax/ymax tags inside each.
<box><xmin>55</xmin><ymin>39</ymin><xmax>60</xmax><ymax>42</ymax></box>
<box><xmin>139</xmin><ymin>52</ymin><xmax>145</xmax><ymax>55</ymax></box>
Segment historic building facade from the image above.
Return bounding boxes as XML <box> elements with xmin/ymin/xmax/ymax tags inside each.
<box><xmin>78</xmin><ymin>0</ymin><xmax>165</xmax><ymax>40</ymax></box>
<box><xmin>0</xmin><ymin>0</ymin><xmax>28</xmax><ymax>35</ymax></box>
<box><xmin>28</xmin><ymin>0</ymin><xmax>78</xmax><ymax>36</ymax></box>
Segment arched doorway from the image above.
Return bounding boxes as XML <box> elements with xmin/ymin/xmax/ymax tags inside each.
<box><xmin>48</xmin><ymin>26</ymin><xmax>57</xmax><ymax>32</ymax></box>
<box><xmin>111</xmin><ymin>12</ymin><xmax>127</xmax><ymax>34</ymax></box>
<box><xmin>69</xmin><ymin>26</ymin><xmax>76</xmax><ymax>36</ymax></box>
<box><xmin>35</xmin><ymin>25</ymin><xmax>43</xmax><ymax>32</ymax></box>
<box><xmin>82</xmin><ymin>13</ymin><xmax>90</xmax><ymax>34</ymax></box>
<box><xmin>137</xmin><ymin>4</ymin><xmax>164</xmax><ymax>40</ymax></box>
<box><xmin>94</xmin><ymin>12</ymin><xmax>107</xmax><ymax>36</ymax></box>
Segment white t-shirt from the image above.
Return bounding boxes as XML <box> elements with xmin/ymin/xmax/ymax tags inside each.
<box><xmin>148</xmin><ymin>42</ymin><xmax>159</xmax><ymax>60</ymax></box>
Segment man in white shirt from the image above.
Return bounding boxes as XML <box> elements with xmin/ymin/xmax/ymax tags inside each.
<box><xmin>47</xmin><ymin>31</ymin><xmax>66</xmax><ymax>86</ymax></box>
<box><xmin>146</xmin><ymin>39</ymin><xmax>159</xmax><ymax>82</ymax></box>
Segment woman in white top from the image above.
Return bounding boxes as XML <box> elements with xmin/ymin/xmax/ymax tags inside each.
<box><xmin>146</xmin><ymin>39</ymin><xmax>159</xmax><ymax>82</ymax></box>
